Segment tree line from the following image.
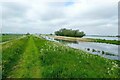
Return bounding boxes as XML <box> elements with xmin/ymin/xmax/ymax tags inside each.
<box><xmin>55</xmin><ymin>28</ymin><xmax>85</xmax><ymax>37</ymax></box>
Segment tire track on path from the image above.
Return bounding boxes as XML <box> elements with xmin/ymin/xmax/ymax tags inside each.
<box><xmin>9</xmin><ymin>36</ymin><xmax>42</xmax><ymax>78</ymax></box>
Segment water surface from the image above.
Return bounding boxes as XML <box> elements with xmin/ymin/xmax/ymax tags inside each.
<box><xmin>67</xmin><ymin>42</ymin><xmax>118</xmax><ymax>60</ymax></box>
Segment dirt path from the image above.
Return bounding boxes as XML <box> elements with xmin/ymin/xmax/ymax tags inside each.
<box><xmin>8</xmin><ymin>36</ymin><xmax>42</xmax><ymax>78</ymax></box>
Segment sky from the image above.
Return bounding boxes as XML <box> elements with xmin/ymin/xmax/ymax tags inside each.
<box><xmin>0</xmin><ymin>0</ymin><xmax>119</xmax><ymax>35</ymax></box>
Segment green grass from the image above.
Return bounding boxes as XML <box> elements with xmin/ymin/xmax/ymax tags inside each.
<box><xmin>2</xmin><ymin>35</ymin><xmax>120</xmax><ymax>78</ymax></box>
<box><xmin>34</xmin><ymin>36</ymin><xmax>120</xmax><ymax>78</ymax></box>
<box><xmin>92</xmin><ymin>39</ymin><xmax>120</xmax><ymax>45</ymax></box>
<box><xmin>0</xmin><ymin>34</ymin><xmax>24</xmax><ymax>43</ymax></box>
<box><xmin>8</xmin><ymin>36</ymin><xmax>42</xmax><ymax>78</ymax></box>
<box><xmin>2</xmin><ymin>36</ymin><xmax>29</xmax><ymax>78</ymax></box>
<box><xmin>0</xmin><ymin>40</ymin><xmax>1</xmax><ymax>79</ymax></box>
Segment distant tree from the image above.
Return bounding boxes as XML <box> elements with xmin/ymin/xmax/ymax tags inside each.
<box><xmin>2</xmin><ymin>34</ymin><xmax>6</xmax><ymax>35</ymax></box>
<box><xmin>50</xmin><ymin>33</ymin><xmax>53</xmax><ymax>35</ymax></box>
<box><xmin>26</xmin><ymin>33</ymin><xmax>30</xmax><ymax>35</ymax></box>
<box><xmin>54</xmin><ymin>28</ymin><xmax>85</xmax><ymax>37</ymax></box>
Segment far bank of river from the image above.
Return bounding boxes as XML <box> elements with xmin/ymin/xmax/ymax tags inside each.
<box><xmin>50</xmin><ymin>36</ymin><xmax>120</xmax><ymax>45</ymax></box>
<box><xmin>83</xmin><ymin>36</ymin><xmax>120</xmax><ymax>40</ymax></box>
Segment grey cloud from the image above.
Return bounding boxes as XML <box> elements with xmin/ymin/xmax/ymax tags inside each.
<box><xmin>84</xmin><ymin>7</ymin><xmax>117</xmax><ymax>19</ymax></box>
<box><xmin>1</xmin><ymin>1</ymin><xmax>118</xmax><ymax>35</ymax></box>
<box><xmin>40</xmin><ymin>7</ymin><xmax>65</xmax><ymax>21</ymax></box>
<box><xmin>2</xmin><ymin>2</ymin><xmax>27</xmax><ymax>19</ymax></box>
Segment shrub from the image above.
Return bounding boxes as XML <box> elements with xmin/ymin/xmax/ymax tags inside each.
<box><xmin>55</xmin><ymin>28</ymin><xmax>85</xmax><ymax>37</ymax></box>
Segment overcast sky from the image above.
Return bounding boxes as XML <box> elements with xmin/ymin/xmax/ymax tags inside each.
<box><xmin>0</xmin><ymin>0</ymin><xmax>119</xmax><ymax>35</ymax></box>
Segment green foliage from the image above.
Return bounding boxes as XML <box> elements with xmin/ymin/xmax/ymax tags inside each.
<box><xmin>26</xmin><ymin>33</ymin><xmax>30</xmax><ymax>35</ymax></box>
<box><xmin>55</xmin><ymin>28</ymin><xmax>85</xmax><ymax>37</ymax></box>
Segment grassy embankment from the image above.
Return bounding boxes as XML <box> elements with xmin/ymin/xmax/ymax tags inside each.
<box><xmin>0</xmin><ymin>34</ymin><xmax>24</xmax><ymax>43</ymax></box>
<box><xmin>2</xmin><ymin>35</ymin><xmax>120</xmax><ymax>78</ymax></box>
<box><xmin>7</xmin><ymin>36</ymin><xmax>42</xmax><ymax>78</ymax></box>
<box><xmin>50</xmin><ymin>36</ymin><xmax>120</xmax><ymax>45</ymax></box>
<box><xmin>2</xmin><ymin>36</ymin><xmax>29</xmax><ymax>78</ymax></box>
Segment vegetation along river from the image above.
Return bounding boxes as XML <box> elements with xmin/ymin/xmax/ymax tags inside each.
<box><xmin>42</xmin><ymin>35</ymin><xmax>119</xmax><ymax>60</ymax></box>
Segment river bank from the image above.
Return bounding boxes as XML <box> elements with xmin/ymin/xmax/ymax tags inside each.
<box><xmin>49</xmin><ymin>35</ymin><xmax>120</xmax><ymax>45</ymax></box>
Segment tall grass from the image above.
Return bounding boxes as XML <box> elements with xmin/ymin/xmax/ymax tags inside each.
<box><xmin>2</xmin><ymin>37</ymin><xmax>29</xmax><ymax>78</ymax></box>
<box><xmin>34</xmin><ymin>36</ymin><xmax>120</xmax><ymax>78</ymax></box>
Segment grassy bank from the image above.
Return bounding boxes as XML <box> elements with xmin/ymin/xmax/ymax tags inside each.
<box><xmin>8</xmin><ymin>36</ymin><xmax>42</xmax><ymax>78</ymax></box>
<box><xmin>35</xmin><ymin>36</ymin><xmax>120</xmax><ymax>78</ymax></box>
<box><xmin>50</xmin><ymin>36</ymin><xmax>120</xmax><ymax>45</ymax></box>
<box><xmin>2</xmin><ymin>35</ymin><xmax>120</xmax><ymax>78</ymax></box>
<box><xmin>0</xmin><ymin>34</ymin><xmax>24</xmax><ymax>43</ymax></box>
<box><xmin>90</xmin><ymin>38</ymin><xmax>120</xmax><ymax>45</ymax></box>
<box><xmin>2</xmin><ymin>36</ymin><xmax>29</xmax><ymax>78</ymax></box>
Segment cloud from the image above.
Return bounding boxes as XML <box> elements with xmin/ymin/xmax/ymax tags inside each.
<box><xmin>1</xmin><ymin>0</ymin><xmax>119</xmax><ymax>35</ymax></box>
<box><xmin>2</xmin><ymin>2</ymin><xmax>28</xmax><ymax>19</ymax></box>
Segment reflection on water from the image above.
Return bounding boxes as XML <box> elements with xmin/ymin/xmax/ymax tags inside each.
<box><xmin>42</xmin><ymin>36</ymin><xmax>119</xmax><ymax>60</ymax></box>
<box><xmin>68</xmin><ymin>42</ymin><xmax>118</xmax><ymax>60</ymax></box>
<box><xmin>54</xmin><ymin>39</ymin><xmax>78</xmax><ymax>44</ymax></box>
